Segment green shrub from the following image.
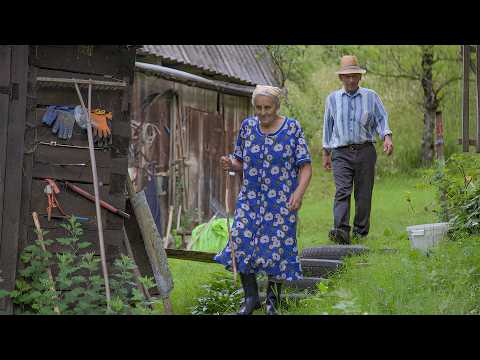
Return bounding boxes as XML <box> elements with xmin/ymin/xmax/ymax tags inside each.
<box><xmin>0</xmin><ymin>216</ymin><xmax>161</xmax><ymax>315</ymax></box>
<box><xmin>428</xmin><ymin>153</ymin><xmax>480</xmax><ymax>237</ymax></box>
<box><xmin>190</xmin><ymin>272</ymin><xmax>243</xmax><ymax>315</ymax></box>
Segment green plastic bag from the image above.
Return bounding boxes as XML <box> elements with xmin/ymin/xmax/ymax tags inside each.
<box><xmin>191</xmin><ymin>217</ymin><xmax>232</xmax><ymax>253</ymax></box>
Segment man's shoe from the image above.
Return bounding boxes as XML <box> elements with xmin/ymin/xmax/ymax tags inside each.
<box><xmin>328</xmin><ymin>228</ymin><xmax>350</xmax><ymax>244</ymax></box>
<box><xmin>237</xmin><ymin>272</ymin><xmax>261</xmax><ymax>315</ymax></box>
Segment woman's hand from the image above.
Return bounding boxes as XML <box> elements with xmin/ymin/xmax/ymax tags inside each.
<box><xmin>220</xmin><ymin>155</ymin><xmax>233</xmax><ymax>171</ymax></box>
<box><xmin>287</xmin><ymin>190</ymin><xmax>304</xmax><ymax>212</ymax></box>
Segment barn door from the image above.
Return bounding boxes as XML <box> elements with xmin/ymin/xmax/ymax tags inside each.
<box><xmin>185</xmin><ymin>107</ymin><xmax>225</xmax><ymax>222</ymax></box>
<box><xmin>0</xmin><ymin>45</ymin><xmax>29</xmax><ymax>313</ymax></box>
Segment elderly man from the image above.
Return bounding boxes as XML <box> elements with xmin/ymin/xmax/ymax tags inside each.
<box><xmin>322</xmin><ymin>55</ymin><xmax>393</xmax><ymax>244</ymax></box>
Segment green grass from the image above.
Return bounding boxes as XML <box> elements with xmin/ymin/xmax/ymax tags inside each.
<box><xmin>163</xmin><ymin>155</ymin><xmax>466</xmax><ymax>315</ymax></box>
<box><xmin>297</xmin><ymin>154</ymin><xmax>437</xmax><ymax>251</ymax></box>
<box><xmin>283</xmin><ymin>156</ymin><xmax>480</xmax><ymax>315</ymax></box>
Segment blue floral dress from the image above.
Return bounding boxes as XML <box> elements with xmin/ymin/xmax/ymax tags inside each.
<box><xmin>214</xmin><ymin>116</ymin><xmax>311</xmax><ymax>281</ymax></box>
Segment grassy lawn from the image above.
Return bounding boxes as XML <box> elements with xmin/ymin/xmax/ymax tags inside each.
<box><xmin>298</xmin><ymin>154</ymin><xmax>437</xmax><ymax>251</ymax></box>
<box><xmin>161</xmin><ymin>152</ymin><xmax>455</xmax><ymax>315</ymax></box>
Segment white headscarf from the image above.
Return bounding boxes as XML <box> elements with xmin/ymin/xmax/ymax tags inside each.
<box><xmin>252</xmin><ymin>85</ymin><xmax>284</xmax><ymax>107</ymax></box>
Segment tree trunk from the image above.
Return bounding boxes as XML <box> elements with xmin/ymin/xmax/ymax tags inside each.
<box><xmin>420</xmin><ymin>46</ymin><xmax>439</xmax><ymax>165</ymax></box>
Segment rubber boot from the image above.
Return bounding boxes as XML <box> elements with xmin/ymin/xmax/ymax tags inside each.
<box><xmin>237</xmin><ymin>272</ymin><xmax>261</xmax><ymax>315</ymax></box>
<box><xmin>265</xmin><ymin>280</ymin><xmax>282</xmax><ymax>315</ymax></box>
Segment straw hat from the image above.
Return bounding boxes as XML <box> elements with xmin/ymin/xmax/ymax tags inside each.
<box><xmin>335</xmin><ymin>55</ymin><xmax>366</xmax><ymax>75</ymax></box>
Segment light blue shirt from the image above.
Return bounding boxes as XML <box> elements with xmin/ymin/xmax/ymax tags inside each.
<box><xmin>322</xmin><ymin>87</ymin><xmax>392</xmax><ymax>150</ymax></box>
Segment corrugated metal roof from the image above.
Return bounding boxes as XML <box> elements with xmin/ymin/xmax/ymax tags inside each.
<box><xmin>137</xmin><ymin>45</ymin><xmax>280</xmax><ymax>87</ymax></box>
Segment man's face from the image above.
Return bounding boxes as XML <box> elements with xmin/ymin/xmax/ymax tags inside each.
<box><xmin>339</xmin><ymin>73</ymin><xmax>362</xmax><ymax>93</ymax></box>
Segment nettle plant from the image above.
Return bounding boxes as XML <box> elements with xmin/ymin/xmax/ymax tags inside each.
<box><xmin>429</xmin><ymin>153</ymin><xmax>480</xmax><ymax>238</ymax></box>
<box><xmin>0</xmin><ymin>216</ymin><xmax>160</xmax><ymax>315</ymax></box>
<box><xmin>191</xmin><ymin>272</ymin><xmax>243</xmax><ymax>315</ymax></box>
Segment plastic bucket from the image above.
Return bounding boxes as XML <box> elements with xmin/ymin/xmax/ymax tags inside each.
<box><xmin>406</xmin><ymin>222</ymin><xmax>449</xmax><ymax>253</ymax></box>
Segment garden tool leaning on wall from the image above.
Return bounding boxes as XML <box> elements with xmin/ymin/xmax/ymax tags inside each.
<box><xmin>225</xmin><ymin>170</ymin><xmax>237</xmax><ymax>285</ymax></box>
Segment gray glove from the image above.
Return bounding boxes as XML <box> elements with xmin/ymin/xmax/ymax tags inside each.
<box><xmin>52</xmin><ymin>110</ymin><xmax>76</xmax><ymax>140</ymax></box>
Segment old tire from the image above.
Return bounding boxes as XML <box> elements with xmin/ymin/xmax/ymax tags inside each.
<box><xmin>300</xmin><ymin>258</ymin><xmax>343</xmax><ymax>278</ymax></box>
<box><xmin>301</xmin><ymin>245</ymin><xmax>369</xmax><ymax>260</ymax></box>
<box><xmin>258</xmin><ymin>277</ymin><xmax>325</xmax><ymax>292</ymax></box>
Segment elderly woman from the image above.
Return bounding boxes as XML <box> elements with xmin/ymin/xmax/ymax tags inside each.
<box><xmin>214</xmin><ymin>85</ymin><xmax>312</xmax><ymax>315</ymax></box>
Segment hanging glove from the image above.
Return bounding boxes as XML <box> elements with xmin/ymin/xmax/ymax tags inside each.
<box><xmin>52</xmin><ymin>109</ymin><xmax>76</xmax><ymax>139</ymax></box>
<box><xmin>74</xmin><ymin>105</ymin><xmax>89</xmax><ymax>130</ymax></box>
<box><xmin>91</xmin><ymin>109</ymin><xmax>112</xmax><ymax>144</ymax></box>
<box><xmin>42</xmin><ymin>105</ymin><xmax>59</xmax><ymax>126</ymax></box>
<box><xmin>95</xmin><ymin>117</ymin><xmax>113</xmax><ymax>147</ymax></box>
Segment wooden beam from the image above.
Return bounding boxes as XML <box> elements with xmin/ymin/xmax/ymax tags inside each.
<box><xmin>457</xmin><ymin>138</ymin><xmax>477</xmax><ymax>146</ymax></box>
<box><xmin>164</xmin><ymin>248</ymin><xmax>218</xmax><ymax>264</ymax></box>
<box><xmin>476</xmin><ymin>45</ymin><xmax>480</xmax><ymax>153</ymax></box>
<box><xmin>463</xmin><ymin>45</ymin><xmax>471</xmax><ymax>152</ymax></box>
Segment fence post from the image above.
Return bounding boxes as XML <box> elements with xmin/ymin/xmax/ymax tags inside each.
<box><xmin>435</xmin><ymin>111</ymin><xmax>445</xmax><ymax>164</ymax></box>
<box><xmin>462</xmin><ymin>45</ymin><xmax>470</xmax><ymax>152</ymax></box>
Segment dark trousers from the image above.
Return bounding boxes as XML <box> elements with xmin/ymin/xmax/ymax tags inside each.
<box><xmin>331</xmin><ymin>143</ymin><xmax>377</xmax><ymax>236</ymax></box>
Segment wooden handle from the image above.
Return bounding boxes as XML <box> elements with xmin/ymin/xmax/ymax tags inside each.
<box><xmin>164</xmin><ymin>206</ymin><xmax>174</xmax><ymax>248</ymax></box>
<box><xmin>32</xmin><ymin>212</ymin><xmax>61</xmax><ymax>315</ymax></box>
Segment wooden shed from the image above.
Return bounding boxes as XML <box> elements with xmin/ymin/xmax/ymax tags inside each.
<box><xmin>0</xmin><ymin>45</ymin><xmax>137</xmax><ymax>313</ymax></box>
<box><xmin>129</xmin><ymin>45</ymin><xmax>280</xmax><ymax>244</ymax></box>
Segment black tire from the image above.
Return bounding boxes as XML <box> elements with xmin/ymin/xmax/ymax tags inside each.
<box><xmin>301</xmin><ymin>245</ymin><xmax>369</xmax><ymax>260</ymax></box>
<box><xmin>257</xmin><ymin>277</ymin><xmax>325</xmax><ymax>292</ymax></box>
<box><xmin>300</xmin><ymin>258</ymin><xmax>342</xmax><ymax>278</ymax></box>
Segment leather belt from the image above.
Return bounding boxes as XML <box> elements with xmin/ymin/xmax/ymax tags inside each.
<box><xmin>336</xmin><ymin>142</ymin><xmax>373</xmax><ymax>151</ymax></box>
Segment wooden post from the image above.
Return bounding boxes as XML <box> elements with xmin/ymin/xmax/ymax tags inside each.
<box><xmin>476</xmin><ymin>45</ymin><xmax>480</xmax><ymax>153</ymax></box>
<box><xmin>463</xmin><ymin>45</ymin><xmax>470</xmax><ymax>152</ymax></box>
<box><xmin>126</xmin><ymin>175</ymin><xmax>174</xmax><ymax>314</ymax></box>
<box><xmin>435</xmin><ymin>111</ymin><xmax>445</xmax><ymax>164</ymax></box>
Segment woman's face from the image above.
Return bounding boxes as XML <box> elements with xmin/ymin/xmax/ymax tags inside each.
<box><xmin>254</xmin><ymin>95</ymin><xmax>278</xmax><ymax>126</ymax></box>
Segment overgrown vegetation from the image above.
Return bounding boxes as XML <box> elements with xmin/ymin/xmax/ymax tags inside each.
<box><xmin>428</xmin><ymin>153</ymin><xmax>480</xmax><ymax>237</ymax></box>
<box><xmin>190</xmin><ymin>272</ymin><xmax>242</xmax><ymax>315</ymax></box>
<box><xmin>285</xmin><ymin>156</ymin><xmax>480</xmax><ymax>315</ymax></box>
<box><xmin>0</xmin><ymin>216</ymin><xmax>161</xmax><ymax>315</ymax></box>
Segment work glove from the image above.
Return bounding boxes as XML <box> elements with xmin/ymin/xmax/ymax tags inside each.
<box><xmin>74</xmin><ymin>105</ymin><xmax>89</xmax><ymax>130</ymax></box>
<box><xmin>42</xmin><ymin>105</ymin><xmax>59</xmax><ymax>126</ymax></box>
<box><xmin>52</xmin><ymin>109</ymin><xmax>76</xmax><ymax>139</ymax></box>
<box><xmin>91</xmin><ymin>109</ymin><xmax>112</xmax><ymax>146</ymax></box>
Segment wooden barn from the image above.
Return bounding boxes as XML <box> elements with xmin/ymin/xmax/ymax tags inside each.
<box><xmin>129</xmin><ymin>45</ymin><xmax>281</xmax><ymax>246</ymax></box>
<box><xmin>0</xmin><ymin>45</ymin><xmax>137</xmax><ymax>313</ymax></box>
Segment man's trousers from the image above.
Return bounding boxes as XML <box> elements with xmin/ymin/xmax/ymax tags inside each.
<box><xmin>331</xmin><ymin>143</ymin><xmax>377</xmax><ymax>237</ymax></box>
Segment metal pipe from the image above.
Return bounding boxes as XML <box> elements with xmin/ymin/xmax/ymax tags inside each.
<box><xmin>135</xmin><ymin>62</ymin><xmax>255</xmax><ymax>96</ymax></box>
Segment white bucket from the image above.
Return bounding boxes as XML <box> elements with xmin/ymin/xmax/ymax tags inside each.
<box><xmin>406</xmin><ymin>222</ymin><xmax>449</xmax><ymax>253</ymax></box>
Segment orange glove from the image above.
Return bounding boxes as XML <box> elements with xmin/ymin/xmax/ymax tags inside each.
<box><xmin>90</xmin><ymin>109</ymin><xmax>112</xmax><ymax>140</ymax></box>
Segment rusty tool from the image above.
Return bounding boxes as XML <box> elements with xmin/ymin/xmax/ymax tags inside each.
<box><xmin>225</xmin><ymin>170</ymin><xmax>237</xmax><ymax>285</ymax></box>
<box><xmin>64</xmin><ymin>181</ymin><xmax>130</xmax><ymax>219</ymax></box>
<box><xmin>39</xmin><ymin>141</ymin><xmax>103</xmax><ymax>150</ymax></box>
<box><xmin>44</xmin><ymin>178</ymin><xmax>67</xmax><ymax>221</ymax></box>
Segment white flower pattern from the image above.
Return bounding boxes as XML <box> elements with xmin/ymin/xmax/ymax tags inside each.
<box><xmin>214</xmin><ymin>117</ymin><xmax>311</xmax><ymax>281</ymax></box>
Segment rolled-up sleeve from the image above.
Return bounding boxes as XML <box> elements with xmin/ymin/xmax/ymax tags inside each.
<box><xmin>373</xmin><ymin>93</ymin><xmax>392</xmax><ymax>139</ymax></box>
<box><xmin>295</xmin><ymin>122</ymin><xmax>312</xmax><ymax>168</ymax></box>
<box><xmin>322</xmin><ymin>96</ymin><xmax>334</xmax><ymax>150</ymax></box>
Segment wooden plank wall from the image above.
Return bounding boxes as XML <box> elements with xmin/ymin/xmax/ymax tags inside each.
<box><xmin>0</xmin><ymin>45</ymin><xmax>136</xmax><ymax>313</ymax></box>
<box><xmin>0</xmin><ymin>46</ymin><xmax>29</xmax><ymax>313</ymax></box>
<box><xmin>130</xmin><ymin>72</ymin><xmax>253</xmax><ymax>236</ymax></box>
